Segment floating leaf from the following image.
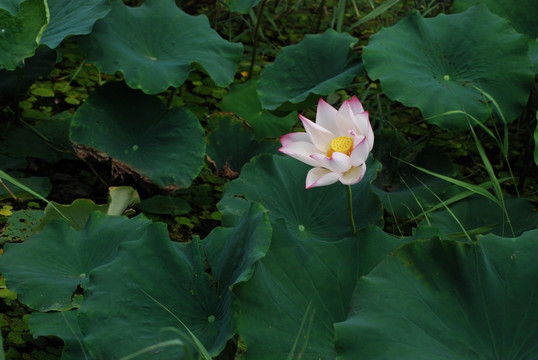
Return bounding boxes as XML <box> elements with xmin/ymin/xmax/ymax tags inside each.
<box><xmin>78</xmin><ymin>0</ymin><xmax>243</xmax><ymax>94</ymax></box>
<box><xmin>363</xmin><ymin>6</ymin><xmax>534</xmax><ymax>130</ymax></box>
<box><xmin>70</xmin><ymin>82</ymin><xmax>205</xmax><ymax>188</ymax></box>
<box><xmin>0</xmin><ymin>209</ymin><xmax>43</xmax><ymax>243</ymax></box>
<box><xmin>40</xmin><ymin>0</ymin><xmax>110</xmax><ymax>49</ymax></box>
<box><xmin>335</xmin><ymin>231</ymin><xmax>538</xmax><ymax>359</ymax></box>
<box><xmin>0</xmin><ymin>0</ymin><xmax>49</xmax><ymax>70</ymax></box>
<box><xmin>220</xmin><ymin>154</ymin><xmax>383</xmax><ymax>241</ymax></box>
<box><xmin>257</xmin><ymin>29</ymin><xmax>363</xmax><ymax>110</ymax></box>
<box><xmin>0</xmin><ymin>212</ymin><xmax>154</xmax><ymax>311</ymax></box>
<box><xmin>79</xmin><ymin>203</ymin><xmax>271</xmax><ymax>358</ymax></box>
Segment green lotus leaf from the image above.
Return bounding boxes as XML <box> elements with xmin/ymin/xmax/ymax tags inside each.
<box><xmin>40</xmin><ymin>0</ymin><xmax>110</xmax><ymax>49</ymax></box>
<box><xmin>79</xmin><ymin>202</ymin><xmax>271</xmax><ymax>358</ymax></box>
<box><xmin>78</xmin><ymin>0</ymin><xmax>243</xmax><ymax>94</ymax></box>
<box><xmin>220</xmin><ymin>154</ymin><xmax>383</xmax><ymax>241</ymax></box>
<box><xmin>453</xmin><ymin>0</ymin><xmax>538</xmax><ymax>37</ymax></box>
<box><xmin>257</xmin><ymin>29</ymin><xmax>363</xmax><ymax>110</ymax></box>
<box><xmin>0</xmin><ymin>0</ymin><xmax>24</xmax><ymax>15</ymax></box>
<box><xmin>137</xmin><ymin>194</ymin><xmax>191</xmax><ymax>216</ymax></box>
<box><xmin>422</xmin><ymin>195</ymin><xmax>538</xmax><ymax>239</ymax></box>
<box><xmin>206</xmin><ymin>113</ymin><xmax>279</xmax><ymax>173</ymax></box>
<box><xmin>0</xmin><ymin>0</ymin><xmax>49</xmax><ymax>70</ymax></box>
<box><xmin>363</xmin><ymin>6</ymin><xmax>534</xmax><ymax>130</ymax></box>
<box><xmin>70</xmin><ymin>82</ymin><xmax>205</xmax><ymax>188</ymax></box>
<box><xmin>0</xmin><ymin>176</ymin><xmax>51</xmax><ymax>200</ymax></box>
<box><xmin>0</xmin><ymin>209</ymin><xmax>42</xmax><ymax>243</ymax></box>
<box><xmin>229</xmin><ymin>0</ymin><xmax>263</xmax><ymax>13</ymax></box>
<box><xmin>221</xmin><ymin>79</ymin><xmax>297</xmax><ymax>139</ymax></box>
<box><xmin>0</xmin><ymin>46</ymin><xmax>56</xmax><ymax>95</ymax></box>
<box><xmin>236</xmin><ymin>223</ymin><xmax>412</xmax><ymax>359</ymax></box>
<box><xmin>0</xmin><ymin>112</ymin><xmax>74</xmax><ymax>162</ymax></box>
<box><xmin>0</xmin><ymin>333</ymin><xmax>3</xmax><ymax>360</ymax></box>
<box><xmin>335</xmin><ymin>231</ymin><xmax>538</xmax><ymax>359</ymax></box>
<box><xmin>372</xmin><ymin>144</ymin><xmax>455</xmax><ymax>219</ymax></box>
<box><xmin>0</xmin><ymin>212</ymin><xmax>154</xmax><ymax>311</ymax></box>
<box><xmin>29</xmin><ymin>310</ymin><xmax>89</xmax><ymax>360</ymax></box>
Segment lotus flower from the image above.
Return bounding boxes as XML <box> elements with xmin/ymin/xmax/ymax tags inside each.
<box><xmin>279</xmin><ymin>96</ymin><xmax>374</xmax><ymax>188</ymax></box>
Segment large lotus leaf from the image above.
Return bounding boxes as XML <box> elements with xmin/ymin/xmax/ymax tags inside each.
<box><xmin>40</xmin><ymin>0</ymin><xmax>110</xmax><ymax>49</ymax></box>
<box><xmin>236</xmin><ymin>222</ymin><xmax>413</xmax><ymax>359</ymax></box>
<box><xmin>220</xmin><ymin>154</ymin><xmax>383</xmax><ymax>242</ymax></box>
<box><xmin>79</xmin><ymin>202</ymin><xmax>271</xmax><ymax>358</ymax></box>
<box><xmin>0</xmin><ymin>212</ymin><xmax>154</xmax><ymax>311</ymax></box>
<box><xmin>206</xmin><ymin>113</ymin><xmax>279</xmax><ymax>173</ymax></box>
<box><xmin>0</xmin><ymin>112</ymin><xmax>74</xmax><ymax>162</ymax></box>
<box><xmin>29</xmin><ymin>310</ymin><xmax>89</xmax><ymax>360</ymax></box>
<box><xmin>0</xmin><ymin>46</ymin><xmax>56</xmax><ymax>96</ymax></box>
<box><xmin>70</xmin><ymin>82</ymin><xmax>205</xmax><ymax>188</ymax></box>
<box><xmin>0</xmin><ymin>176</ymin><xmax>51</xmax><ymax>200</ymax></box>
<box><xmin>257</xmin><ymin>29</ymin><xmax>363</xmax><ymax>110</ymax></box>
<box><xmin>0</xmin><ymin>0</ymin><xmax>24</xmax><ymax>15</ymax></box>
<box><xmin>422</xmin><ymin>195</ymin><xmax>538</xmax><ymax>239</ymax></box>
<box><xmin>229</xmin><ymin>0</ymin><xmax>263</xmax><ymax>13</ymax></box>
<box><xmin>335</xmin><ymin>230</ymin><xmax>538</xmax><ymax>359</ymax></box>
<box><xmin>453</xmin><ymin>0</ymin><xmax>538</xmax><ymax>37</ymax></box>
<box><xmin>363</xmin><ymin>6</ymin><xmax>534</xmax><ymax>130</ymax></box>
<box><xmin>78</xmin><ymin>0</ymin><xmax>243</xmax><ymax>94</ymax></box>
<box><xmin>220</xmin><ymin>79</ymin><xmax>297</xmax><ymax>139</ymax></box>
<box><xmin>373</xmin><ymin>140</ymin><xmax>455</xmax><ymax>219</ymax></box>
<box><xmin>0</xmin><ymin>0</ymin><xmax>48</xmax><ymax>70</ymax></box>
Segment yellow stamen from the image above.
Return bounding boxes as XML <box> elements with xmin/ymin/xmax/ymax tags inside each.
<box><xmin>327</xmin><ymin>136</ymin><xmax>353</xmax><ymax>158</ymax></box>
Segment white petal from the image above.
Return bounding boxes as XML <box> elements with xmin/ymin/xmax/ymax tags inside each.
<box><xmin>306</xmin><ymin>167</ymin><xmax>340</xmax><ymax>189</ymax></box>
<box><xmin>336</xmin><ymin>102</ymin><xmax>357</xmax><ymax>133</ymax></box>
<box><xmin>347</xmin><ymin>96</ymin><xmax>364</xmax><ymax>114</ymax></box>
<box><xmin>339</xmin><ymin>164</ymin><xmax>366</xmax><ymax>185</ymax></box>
<box><xmin>350</xmin><ymin>138</ymin><xmax>371</xmax><ymax>166</ymax></box>
<box><xmin>315</xmin><ymin>98</ymin><xmax>339</xmax><ymax>134</ymax></box>
<box><xmin>279</xmin><ymin>141</ymin><xmax>324</xmax><ymax>167</ymax></box>
<box><xmin>280</xmin><ymin>132</ymin><xmax>310</xmax><ymax>147</ymax></box>
<box><xmin>310</xmin><ymin>152</ymin><xmax>352</xmax><ymax>173</ymax></box>
<box><xmin>300</xmin><ymin>115</ymin><xmax>334</xmax><ymax>152</ymax></box>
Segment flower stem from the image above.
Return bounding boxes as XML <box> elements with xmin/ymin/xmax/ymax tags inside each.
<box><xmin>346</xmin><ymin>185</ymin><xmax>356</xmax><ymax>235</ymax></box>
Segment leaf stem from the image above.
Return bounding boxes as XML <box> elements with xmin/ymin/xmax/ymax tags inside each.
<box><xmin>346</xmin><ymin>185</ymin><xmax>356</xmax><ymax>235</ymax></box>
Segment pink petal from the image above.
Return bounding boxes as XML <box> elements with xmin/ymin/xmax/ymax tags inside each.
<box><xmin>300</xmin><ymin>115</ymin><xmax>334</xmax><ymax>152</ymax></box>
<box><xmin>306</xmin><ymin>167</ymin><xmax>340</xmax><ymax>189</ymax></box>
<box><xmin>315</xmin><ymin>98</ymin><xmax>339</xmax><ymax>134</ymax></box>
<box><xmin>350</xmin><ymin>137</ymin><xmax>370</xmax><ymax>167</ymax></box>
<box><xmin>310</xmin><ymin>152</ymin><xmax>352</xmax><ymax>173</ymax></box>
<box><xmin>339</xmin><ymin>164</ymin><xmax>366</xmax><ymax>185</ymax></box>
<box><xmin>280</xmin><ymin>132</ymin><xmax>310</xmax><ymax>147</ymax></box>
<box><xmin>347</xmin><ymin>96</ymin><xmax>364</xmax><ymax>114</ymax></box>
<box><xmin>279</xmin><ymin>141</ymin><xmax>323</xmax><ymax>167</ymax></box>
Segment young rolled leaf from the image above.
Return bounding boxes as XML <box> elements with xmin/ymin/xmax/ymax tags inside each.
<box><xmin>363</xmin><ymin>5</ymin><xmax>534</xmax><ymax>130</ymax></box>
<box><xmin>78</xmin><ymin>0</ymin><xmax>243</xmax><ymax>94</ymax></box>
<box><xmin>335</xmin><ymin>230</ymin><xmax>538</xmax><ymax>359</ymax></box>
<box><xmin>70</xmin><ymin>82</ymin><xmax>206</xmax><ymax>188</ymax></box>
<box><xmin>257</xmin><ymin>29</ymin><xmax>363</xmax><ymax>110</ymax></box>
